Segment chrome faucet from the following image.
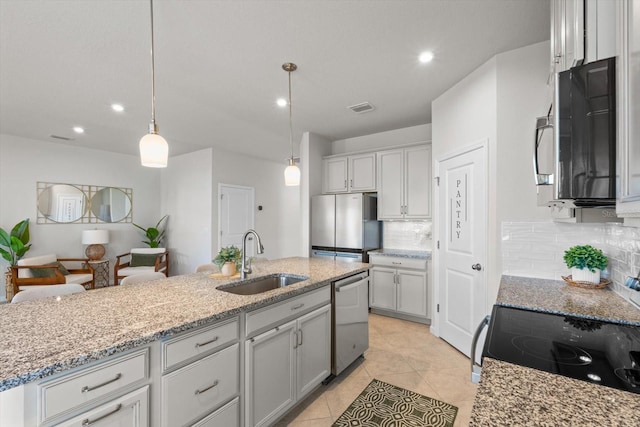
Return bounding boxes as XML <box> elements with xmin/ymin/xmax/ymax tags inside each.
<box><xmin>241</xmin><ymin>229</ymin><xmax>264</xmax><ymax>279</ymax></box>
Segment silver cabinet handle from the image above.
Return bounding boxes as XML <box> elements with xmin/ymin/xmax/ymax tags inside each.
<box><xmin>291</xmin><ymin>303</ymin><xmax>304</xmax><ymax>311</ymax></box>
<box><xmin>81</xmin><ymin>373</ymin><xmax>121</xmax><ymax>393</ymax></box>
<box><xmin>82</xmin><ymin>404</ymin><xmax>122</xmax><ymax>426</ymax></box>
<box><xmin>391</xmin><ymin>261</ymin><xmax>401</xmax><ymax>265</ymax></box>
<box><xmin>298</xmin><ymin>329</ymin><xmax>303</xmax><ymax>346</ymax></box>
<box><xmin>195</xmin><ymin>336</ymin><xmax>219</xmax><ymax>349</ymax></box>
<box><xmin>195</xmin><ymin>380</ymin><xmax>219</xmax><ymax>395</ymax></box>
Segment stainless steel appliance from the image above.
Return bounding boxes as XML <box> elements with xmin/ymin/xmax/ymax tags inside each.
<box><xmin>475</xmin><ymin>305</ymin><xmax>640</xmax><ymax>394</ymax></box>
<box><xmin>311</xmin><ymin>193</ymin><xmax>381</xmax><ymax>262</ymax></box>
<box><xmin>332</xmin><ymin>271</ymin><xmax>369</xmax><ymax>376</ymax></box>
<box><xmin>534</xmin><ymin>57</ymin><xmax>617</xmax><ymax>208</ymax></box>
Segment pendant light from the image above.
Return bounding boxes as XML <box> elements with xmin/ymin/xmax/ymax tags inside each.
<box><xmin>283</xmin><ymin>62</ymin><xmax>301</xmax><ymax>186</ymax></box>
<box><xmin>139</xmin><ymin>0</ymin><xmax>168</xmax><ymax>168</ymax></box>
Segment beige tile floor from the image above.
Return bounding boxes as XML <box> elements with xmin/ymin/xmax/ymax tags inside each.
<box><xmin>275</xmin><ymin>313</ymin><xmax>477</xmax><ymax>426</ymax></box>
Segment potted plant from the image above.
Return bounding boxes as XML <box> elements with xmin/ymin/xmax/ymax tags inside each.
<box><xmin>563</xmin><ymin>244</ymin><xmax>608</xmax><ymax>284</ymax></box>
<box><xmin>133</xmin><ymin>215</ymin><xmax>168</xmax><ymax>248</ymax></box>
<box><xmin>214</xmin><ymin>245</ymin><xmax>242</xmax><ymax>276</ymax></box>
<box><xmin>0</xmin><ymin>218</ymin><xmax>32</xmax><ymax>300</ymax></box>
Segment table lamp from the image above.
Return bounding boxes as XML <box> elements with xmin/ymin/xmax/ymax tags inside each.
<box><xmin>82</xmin><ymin>229</ymin><xmax>109</xmax><ymax>261</ymax></box>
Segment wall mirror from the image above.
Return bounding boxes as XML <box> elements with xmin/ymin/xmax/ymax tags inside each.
<box><xmin>37</xmin><ymin>182</ymin><xmax>133</xmax><ymax>224</ymax></box>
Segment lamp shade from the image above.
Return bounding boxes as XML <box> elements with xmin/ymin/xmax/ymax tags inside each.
<box><xmin>82</xmin><ymin>230</ymin><xmax>109</xmax><ymax>245</ymax></box>
<box><xmin>284</xmin><ymin>164</ymin><xmax>301</xmax><ymax>186</ymax></box>
<box><xmin>140</xmin><ymin>133</ymin><xmax>168</xmax><ymax>167</ymax></box>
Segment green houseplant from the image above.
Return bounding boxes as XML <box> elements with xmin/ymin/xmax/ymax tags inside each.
<box><xmin>563</xmin><ymin>244</ymin><xmax>608</xmax><ymax>284</ymax></box>
<box><xmin>133</xmin><ymin>215</ymin><xmax>168</xmax><ymax>248</ymax></box>
<box><xmin>213</xmin><ymin>245</ymin><xmax>242</xmax><ymax>276</ymax></box>
<box><xmin>0</xmin><ymin>218</ymin><xmax>32</xmax><ymax>266</ymax></box>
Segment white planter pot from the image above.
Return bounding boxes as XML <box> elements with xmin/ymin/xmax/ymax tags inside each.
<box><xmin>571</xmin><ymin>267</ymin><xmax>601</xmax><ymax>284</ymax></box>
<box><xmin>221</xmin><ymin>262</ymin><xmax>237</xmax><ymax>277</ymax></box>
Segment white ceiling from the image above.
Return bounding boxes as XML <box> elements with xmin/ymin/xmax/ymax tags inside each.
<box><xmin>0</xmin><ymin>0</ymin><xmax>550</xmax><ymax>163</ymax></box>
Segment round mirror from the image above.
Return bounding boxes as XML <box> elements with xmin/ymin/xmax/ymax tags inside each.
<box><xmin>91</xmin><ymin>187</ymin><xmax>132</xmax><ymax>222</ymax></box>
<box><xmin>37</xmin><ymin>184</ymin><xmax>88</xmax><ymax>223</ymax></box>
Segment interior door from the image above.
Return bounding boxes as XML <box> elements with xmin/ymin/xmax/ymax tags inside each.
<box><xmin>218</xmin><ymin>184</ymin><xmax>255</xmax><ymax>254</ymax></box>
<box><xmin>436</xmin><ymin>144</ymin><xmax>487</xmax><ymax>357</ymax></box>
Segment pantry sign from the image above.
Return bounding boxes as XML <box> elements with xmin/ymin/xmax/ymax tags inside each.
<box><xmin>448</xmin><ymin>168</ymin><xmax>470</xmax><ymax>251</ymax></box>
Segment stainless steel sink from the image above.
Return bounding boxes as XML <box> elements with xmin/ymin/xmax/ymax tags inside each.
<box><xmin>217</xmin><ymin>274</ymin><xmax>308</xmax><ymax>295</ymax></box>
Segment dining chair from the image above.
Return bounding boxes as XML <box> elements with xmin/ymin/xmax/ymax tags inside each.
<box><xmin>195</xmin><ymin>263</ymin><xmax>217</xmax><ymax>273</ymax></box>
<box><xmin>120</xmin><ymin>272</ymin><xmax>167</xmax><ymax>286</ymax></box>
<box><xmin>11</xmin><ymin>284</ymin><xmax>86</xmax><ymax>303</ymax></box>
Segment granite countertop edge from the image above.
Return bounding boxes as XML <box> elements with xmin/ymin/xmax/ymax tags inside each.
<box><xmin>0</xmin><ymin>258</ymin><xmax>369</xmax><ymax>392</ymax></box>
<box><xmin>368</xmin><ymin>249</ymin><xmax>431</xmax><ymax>259</ymax></box>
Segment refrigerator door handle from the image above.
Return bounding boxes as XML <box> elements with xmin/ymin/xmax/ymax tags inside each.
<box><xmin>470</xmin><ymin>315</ymin><xmax>491</xmax><ymax>383</ymax></box>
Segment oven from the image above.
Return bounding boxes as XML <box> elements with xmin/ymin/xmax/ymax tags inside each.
<box><xmin>477</xmin><ymin>305</ymin><xmax>640</xmax><ymax>395</ymax></box>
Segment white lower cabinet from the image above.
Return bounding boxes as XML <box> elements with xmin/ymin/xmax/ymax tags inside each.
<box><xmin>370</xmin><ymin>255</ymin><xmax>429</xmax><ymax>323</ymax></box>
<box><xmin>192</xmin><ymin>397</ymin><xmax>239</xmax><ymax>427</ymax></box>
<box><xmin>55</xmin><ymin>385</ymin><xmax>149</xmax><ymax>427</ymax></box>
<box><xmin>245</xmin><ymin>303</ymin><xmax>331</xmax><ymax>427</ymax></box>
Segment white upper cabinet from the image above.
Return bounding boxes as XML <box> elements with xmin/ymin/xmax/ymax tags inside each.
<box><xmin>616</xmin><ymin>0</ymin><xmax>640</xmax><ymax>217</ymax></box>
<box><xmin>551</xmin><ymin>0</ymin><xmax>585</xmax><ymax>73</ymax></box>
<box><xmin>323</xmin><ymin>153</ymin><xmax>376</xmax><ymax>193</ymax></box>
<box><xmin>585</xmin><ymin>0</ymin><xmax>617</xmax><ymax>63</ymax></box>
<box><xmin>377</xmin><ymin>145</ymin><xmax>431</xmax><ymax>220</ymax></box>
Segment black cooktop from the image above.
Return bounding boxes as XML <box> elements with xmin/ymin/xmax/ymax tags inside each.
<box><xmin>483</xmin><ymin>305</ymin><xmax>640</xmax><ymax>395</ymax></box>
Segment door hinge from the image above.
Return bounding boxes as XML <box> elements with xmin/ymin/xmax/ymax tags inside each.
<box><xmin>437</xmin><ymin>303</ymin><xmax>440</xmax><ymax>313</ymax></box>
<box><xmin>220</xmin><ymin>230</ymin><xmax>223</xmax><ymax>236</ymax></box>
<box><xmin>220</xmin><ymin>194</ymin><xmax>224</xmax><ymax>200</ymax></box>
<box><xmin>435</xmin><ymin>176</ymin><xmax>440</xmax><ymax>186</ymax></box>
<box><xmin>437</xmin><ymin>241</ymin><xmax>440</xmax><ymax>249</ymax></box>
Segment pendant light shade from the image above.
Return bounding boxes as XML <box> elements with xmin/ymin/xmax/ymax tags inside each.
<box><xmin>283</xmin><ymin>62</ymin><xmax>300</xmax><ymax>186</ymax></box>
<box><xmin>140</xmin><ymin>0</ymin><xmax>168</xmax><ymax>168</ymax></box>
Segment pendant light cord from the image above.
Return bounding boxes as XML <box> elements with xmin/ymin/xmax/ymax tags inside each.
<box><xmin>288</xmin><ymin>68</ymin><xmax>293</xmax><ymax>162</ymax></box>
<box><xmin>149</xmin><ymin>0</ymin><xmax>157</xmax><ymax>127</ymax></box>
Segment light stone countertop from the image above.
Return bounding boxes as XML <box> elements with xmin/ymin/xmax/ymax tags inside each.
<box><xmin>470</xmin><ymin>358</ymin><xmax>640</xmax><ymax>427</ymax></box>
<box><xmin>368</xmin><ymin>249</ymin><xmax>431</xmax><ymax>259</ymax></box>
<box><xmin>497</xmin><ymin>275</ymin><xmax>640</xmax><ymax>325</ymax></box>
<box><xmin>0</xmin><ymin>257</ymin><xmax>369</xmax><ymax>392</ymax></box>
<box><xmin>469</xmin><ymin>275</ymin><xmax>640</xmax><ymax>425</ymax></box>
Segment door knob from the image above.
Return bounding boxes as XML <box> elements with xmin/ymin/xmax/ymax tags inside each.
<box><xmin>472</xmin><ymin>263</ymin><xmax>482</xmax><ymax>271</ymax></box>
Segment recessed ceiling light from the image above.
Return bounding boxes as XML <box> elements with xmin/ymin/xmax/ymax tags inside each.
<box><xmin>276</xmin><ymin>98</ymin><xmax>287</xmax><ymax>107</ymax></box>
<box><xmin>419</xmin><ymin>51</ymin><xmax>434</xmax><ymax>63</ymax></box>
<box><xmin>111</xmin><ymin>103</ymin><xmax>125</xmax><ymax>112</ymax></box>
<box><xmin>73</xmin><ymin>126</ymin><xmax>85</xmax><ymax>134</ymax></box>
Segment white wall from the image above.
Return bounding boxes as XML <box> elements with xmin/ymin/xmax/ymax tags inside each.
<box><xmin>211</xmin><ymin>147</ymin><xmax>301</xmax><ymax>261</ymax></box>
<box><xmin>300</xmin><ymin>132</ymin><xmax>332</xmax><ymax>255</ymax></box>
<box><xmin>432</xmin><ymin>41</ymin><xmax>550</xmax><ymax>316</ymax></box>
<box><xmin>161</xmin><ymin>148</ymin><xmax>213</xmax><ymax>276</ymax></box>
<box><xmin>0</xmin><ymin>134</ymin><xmax>161</xmax><ymax>299</ymax></box>
<box><xmin>332</xmin><ymin>124</ymin><xmax>431</xmax><ymax>154</ymax></box>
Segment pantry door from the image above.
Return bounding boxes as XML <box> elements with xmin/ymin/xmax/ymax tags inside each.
<box><xmin>218</xmin><ymin>184</ymin><xmax>255</xmax><ymax>255</ymax></box>
<box><xmin>435</xmin><ymin>143</ymin><xmax>487</xmax><ymax>357</ymax></box>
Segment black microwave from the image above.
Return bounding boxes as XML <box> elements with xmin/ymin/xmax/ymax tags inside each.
<box><xmin>556</xmin><ymin>57</ymin><xmax>616</xmax><ymax>207</ymax></box>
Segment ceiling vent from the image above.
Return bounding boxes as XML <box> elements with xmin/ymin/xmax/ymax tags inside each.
<box><xmin>348</xmin><ymin>102</ymin><xmax>375</xmax><ymax>114</ymax></box>
<box><xmin>49</xmin><ymin>134</ymin><xmax>74</xmax><ymax>141</ymax></box>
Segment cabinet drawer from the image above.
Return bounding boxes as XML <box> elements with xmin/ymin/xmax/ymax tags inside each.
<box><xmin>38</xmin><ymin>348</ymin><xmax>148</xmax><ymax>423</ymax></box>
<box><xmin>162</xmin><ymin>317</ymin><xmax>239</xmax><ymax>372</ymax></box>
<box><xmin>161</xmin><ymin>343</ymin><xmax>239</xmax><ymax>427</ymax></box>
<box><xmin>245</xmin><ymin>287</ymin><xmax>330</xmax><ymax>336</ymax></box>
<box><xmin>192</xmin><ymin>397</ymin><xmax>239</xmax><ymax>427</ymax></box>
<box><xmin>54</xmin><ymin>385</ymin><xmax>149</xmax><ymax>427</ymax></box>
<box><xmin>369</xmin><ymin>255</ymin><xmax>427</xmax><ymax>270</ymax></box>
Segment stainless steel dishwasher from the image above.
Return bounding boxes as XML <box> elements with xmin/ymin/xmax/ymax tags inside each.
<box><xmin>332</xmin><ymin>271</ymin><xmax>369</xmax><ymax>376</ymax></box>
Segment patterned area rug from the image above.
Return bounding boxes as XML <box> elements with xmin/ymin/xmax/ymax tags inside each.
<box><xmin>333</xmin><ymin>379</ymin><xmax>458</xmax><ymax>427</ymax></box>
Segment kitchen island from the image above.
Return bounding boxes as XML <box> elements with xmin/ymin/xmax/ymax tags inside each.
<box><xmin>0</xmin><ymin>257</ymin><xmax>368</xmax><ymax>392</ymax></box>
<box><xmin>470</xmin><ymin>275</ymin><xmax>640</xmax><ymax>426</ymax></box>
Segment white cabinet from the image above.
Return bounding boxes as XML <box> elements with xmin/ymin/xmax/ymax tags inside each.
<box><xmin>551</xmin><ymin>0</ymin><xmax>584</xmax><ymax>73</ymax></box>
<box><xmin>585</xmin><ymin>0</ymin><xmax>616</xmax><ymax>63</ymax></box>
<box><xmin>377</xmin><ymin>145</ymin><xmax>431</xmax><ymax>220</ymax></box>
<box><xmin>323</xmin><ymin>152</ymin><xmax>376</xmax><ymax>193</ymax></box>
<box><xmin>369</xmin><ymin>255</ymin><xmax>429</xmax><ymax>323</ymax></box>
<box><xmin>245</xmin><ymin>298</ymin><xmax>331</xmax><ymax>427</ymax></box>
<box><xmin>56</xmin><ymin>386</ymin><xmax>149</xmax><ymax>427</ymax></box>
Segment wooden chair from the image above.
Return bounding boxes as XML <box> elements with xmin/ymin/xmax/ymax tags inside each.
<box><xmin>11</xmin><ymin>254</ymin><xmax>95</xmax><ymax>298</ymax></box>
<box><xmin>114</xmin><ymin>248</ymin><xmax>169</xmax><ymax>285</ymax></box>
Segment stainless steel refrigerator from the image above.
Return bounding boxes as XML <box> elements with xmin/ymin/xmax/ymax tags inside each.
<box><xmin>310</xmin><ymin>193</ymin><xmax>381</xmax><ymax>262</ymax></box>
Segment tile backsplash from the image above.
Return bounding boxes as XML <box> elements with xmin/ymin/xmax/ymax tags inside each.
<box><xmin>502</xmin><ymin>221</ymin><xmax>640</xmax><ymax>301</ymax></box>
<box><xmin>383</xmin><ymin>221</ymin><xmax>432</xmax><ymax>251</ymax></box>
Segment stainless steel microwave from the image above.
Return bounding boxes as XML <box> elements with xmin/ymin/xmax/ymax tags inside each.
<box><xmin>534</xmin><ymin>57</ymin><xmax>617</xmax><ymax>208</ymax></box>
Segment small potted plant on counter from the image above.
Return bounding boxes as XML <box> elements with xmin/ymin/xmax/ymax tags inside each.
<box><xmin>214</xmin><ymin>245</ymin><xmax>242</xmax><ymax>276</ymax></box>
<box><xmin>563</xmin><ymin>244</ymin><xmax>608</xmax><ymax>285</ymax></box>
